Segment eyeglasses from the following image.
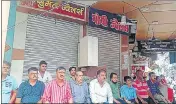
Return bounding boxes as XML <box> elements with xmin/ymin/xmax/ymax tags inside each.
<box><xmin>127</xmin><ymin>79</ymin><xmax>132</xmax><ymax>81</ymax></box>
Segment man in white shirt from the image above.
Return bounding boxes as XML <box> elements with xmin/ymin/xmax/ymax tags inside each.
<box><xmin>89</xmin><ymin>69</ymin><xmax>113</xmax><ymax>103</ymax></box>
<box><xmin>38</xmin><ymin>61</ymin><xmax>52</xmax><ymax>84</ymax></box>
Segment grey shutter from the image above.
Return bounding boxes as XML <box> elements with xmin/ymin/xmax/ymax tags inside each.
<box><xmin>87</xmin><ymin>26</ymin><xmax>120</xmax><ymax>80</ymax></box>
<box><xmin>23</xmin><ymin>14</ymin><xmax>80</xmax><ymax>80</ymax></box>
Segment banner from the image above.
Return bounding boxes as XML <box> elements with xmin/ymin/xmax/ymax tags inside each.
<box><xmin>131</xmin><ymin>65</ymin><xmax>145</xmax><ymax>75</ymax></box>
<box><xmin>88</xmin><ymin>7</ymin><xmax>131</xmax><ymax>35</ymax></box>
<box><xmin>20</xmin><ymin>0</ymin><xmax>85</xmax><ymax>20</ymax></box>
<box><xmin>145</xmin><ymin>40</ymin><xmax>176</xmax><ymax>49</ymax></box>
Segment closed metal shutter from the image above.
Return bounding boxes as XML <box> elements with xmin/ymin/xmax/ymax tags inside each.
<box><xmin>23</xmin><ymin>14</ymin><xmax>80</xmax><ymax>80</ymax></box>
<box><xmin>87</xmin><ymin>26</ymin><xmax>121</xmax><ymax>80</ymax></box>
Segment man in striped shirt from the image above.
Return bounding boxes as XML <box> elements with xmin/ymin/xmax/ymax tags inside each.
<box><xmin>42</xmin><ymin>67</ymin><xmax>73</xmax><ymax>103</ymax></box>
<box><xmin>133</xmin><ymin>70</ymin><xmax>158</xmax><ymax>104</ymax></box>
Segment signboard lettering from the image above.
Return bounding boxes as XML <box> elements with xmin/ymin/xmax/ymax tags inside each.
<box><xmin>89</xmin><ymin>7</ymin><xmax>131</xmax><ymax>35</ymax></box>
<box><xmin>20</xmin><ymin>0</ymin><xmax>85</xmax><ymax>20</ymax></box>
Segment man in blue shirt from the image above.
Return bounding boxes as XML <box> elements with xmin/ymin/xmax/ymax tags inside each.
<box><xmin>2</xmin><ymin>61</ymin><xmax>18</xmax><ymax>103</ymax></box>
<box><xmin>70</xmin><ymin>71</ymin><xmax>91</xmax><ymax>103</ymax></box>
<box><xmin>120</xmin><ymin>76</ymin><xmax>139</xmax><ymax>104</ymax></box>
<box><xmin>16</xmin><ymin>67</ymin><xmax>45</xmax><ymax>103</ymax></box>
<box><xmin>147</xmin><ymin>72</ymin><xmax>170</xmax><ymax>103</ymax></box>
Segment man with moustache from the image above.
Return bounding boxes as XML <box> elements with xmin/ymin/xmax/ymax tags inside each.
<box><xmin>16</xmin><ymin>67</ymin><xmax>45</xmax><ymax>103</ymax></box>
<box><xmin>109</xmin><ymin>73</ymin><xmax>126</xmax><ymax>104</ymax></box>
<box><xmin>42</xmin><ymin>67</ymin><xmax>73</xmax><ymax>103</ymax></box>
<box><xmin>70</xmin><ymin>71</ymin><xmax>91</xmax><ymax>103</ymax></box>
<box><xmin>133</xmin><ymin>69</ymin><xmax>157</xmax><ymax>104</ymax></box>
<box><xmin>2</xmin><ymin>61</ymin><xmax>18</xmax><ymax>103</ymax></box>
<box><xmin>89</xmin><ymin>69</ymin><xmax>113</xmax><ymax>103</ymax></box>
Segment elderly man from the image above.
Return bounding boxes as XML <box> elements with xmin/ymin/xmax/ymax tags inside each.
<box><xmin>2</xmin><ymin>61</ymin><xmax>18</xmax><ymax>103</ymax></box>
<box><xmin>89</xmin><ymin>69</ymin><xmax>113</xmax><ymax>103</ymax></box>
<box><xmin>42</xmin><ymin>67</ymin><xmax>73</xmax><ymax>103</ymax></box>
<box><xmin>16</xmin><ymin>67</ymin><xmax>45</xmax><ymax>103</ymax></box>
<box><xmin>70</xmin><ymin>71</ymin><xmax>91</xmax><ymax>103</ymax></box>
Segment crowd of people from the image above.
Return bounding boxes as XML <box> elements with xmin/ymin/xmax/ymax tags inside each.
<box><xmin>2</xmin><ymin>60</ymin><xmax>173</xmax><ymax>103</ymax></box>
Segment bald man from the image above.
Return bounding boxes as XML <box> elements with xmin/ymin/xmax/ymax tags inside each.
<box><xmin>70</xmin><ymin>71</ymin><xmax>91</xmax><ymax>103</ymax></box>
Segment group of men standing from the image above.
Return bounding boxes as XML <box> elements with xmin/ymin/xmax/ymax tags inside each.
<box><xmin>2</xmin><ymin>60</ymin><xmax>171</xmax><ymax>103</ymax></box>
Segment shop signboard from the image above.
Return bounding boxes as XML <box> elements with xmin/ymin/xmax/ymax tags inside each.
<box><xmin>20</xmin><ymin>0</ymin><xmax>85</xmax><ymax>20</ymax></box>
<box><xmin>88</xmin><ymin>7</ymin><xmax>131</xmax><ymax>35</ymax></box>
<box><xmin>131</xmin><ymin>64</ymin><xmax>145</xmax><ymax>75</ymax></box>
<box><xmin>146</xmin><ymin>40</ymin><xmax>176</xmax><ymax>49</ymax></box>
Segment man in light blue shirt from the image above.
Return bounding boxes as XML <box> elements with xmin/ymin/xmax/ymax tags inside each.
<box><xmin>2</xmin><ymin>61</ymin><xmax>18</xmax><ymax>103</ymax></box>
<box><xmin>120</xmin><ymin>76</ymin><xmax>139</xmax><ymax>104</ymax></box>
<box><xmin>70</xmin><ymin>71</ymin><xmax>91</xmax><ymax>103</ymax></box>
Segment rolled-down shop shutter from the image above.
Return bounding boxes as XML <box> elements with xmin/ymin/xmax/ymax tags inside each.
<box><xmin>23</xmin><ymin>14</ymin><xmax>80</xmax><ymax>80</ymax></box>
<box><xmin>87</xmin><ymin>26</ymin><xmax>121</xmax><ymax>80</ymax></box>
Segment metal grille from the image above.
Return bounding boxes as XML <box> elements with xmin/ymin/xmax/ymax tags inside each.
<box><xmin>23</xmin><ymin>14</ymin><xmax>80</xmax><ymax>80</ymax></box>
<box><xmin>87</xmin><ymin>26</ymin><xmax>121</xmax><ymax>79</ymax></box>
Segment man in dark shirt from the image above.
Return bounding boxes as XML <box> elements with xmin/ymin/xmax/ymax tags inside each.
<box><xmin>16</xmin><ymin>67</ymin><xmax>45</xmax><ymax>103</ymax></box>
<box><xmin>147</xmin><ymin>72</ymin><xmax>170</xmax><ymax>103</ymax></box>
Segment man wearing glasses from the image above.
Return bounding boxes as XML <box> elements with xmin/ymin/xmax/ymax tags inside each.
<box><xmin>16</xmin><ymin>67</ymin><xmax>45</xmax><ymax>103</ymax></box>
<box><xmin>89</xmin><ymin>69</ymin><xmax>113</xmax><ymax>103</ymax></box>
<box><xmin>38</xmin><ymin>61</ymin><xmax>52</xmax><ymax>84</ymax></box>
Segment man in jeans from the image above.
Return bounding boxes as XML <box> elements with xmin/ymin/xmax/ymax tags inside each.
<box><xmin>133</xmin><ymin>70</ymin><xmax>158</xmax><ymax>104</ymax></box>
<box><xmin>147</xmin><ymin>72</ymin><xmax>170</xmax><ymax>103</ymax></box>
<box><xmin>109</xmin><ymin>73</ymin><xmax>126</xmax><ymax>104</ymax></box>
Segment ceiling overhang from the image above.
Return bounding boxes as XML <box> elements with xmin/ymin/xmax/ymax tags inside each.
<box><xmin>90</xmin><ymin>1</ymin><xmax>176</xmax><ymax>40</ymax></box>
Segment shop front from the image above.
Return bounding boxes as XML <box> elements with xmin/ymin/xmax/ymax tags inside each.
<box><xmin>5</xmin><ymin>1</ymin><xmax>131</xmax><ymax>83</ymax></box>
<box><xmin>8</xmin><ymin>1</ymin><xmax>87</xmax><ymax>82</ymax></box>
<box><xmin>86</xmin><ymin>7</ymin><xmax>131</xmax><ymax>81</ymax></box>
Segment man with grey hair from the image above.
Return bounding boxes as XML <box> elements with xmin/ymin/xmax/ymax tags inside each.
<box><xmin>42</xmin><ymin>67</ymin><xmax>73</xmax><ymax>103</ymax></box>
<box><xmin>2</xmin><ymin>61</ymin><xmax>18</xmax><ymax>103</ymax></box>
<box><xmin>70</xmin><ymin>71</ymin><xmax>91</xmax><ymax>103</ymax></box>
